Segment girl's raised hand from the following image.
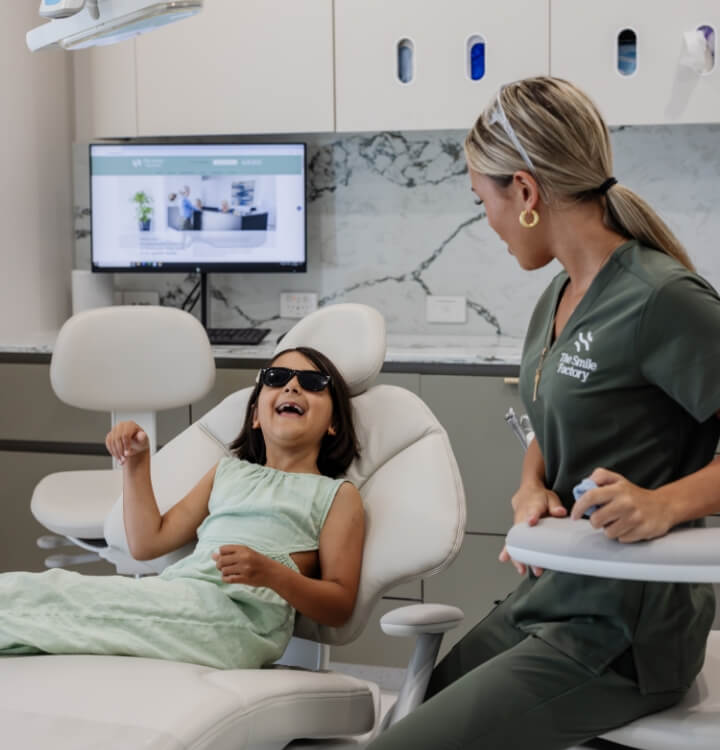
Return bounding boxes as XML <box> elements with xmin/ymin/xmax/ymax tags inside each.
<box><xmin>105</xmin><ymin>420</ymin><xmax>149</xmax><ymax>465</ymax></box>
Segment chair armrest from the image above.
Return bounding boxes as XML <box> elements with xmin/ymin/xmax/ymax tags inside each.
<box><xmin>378</xmin><ymin>604</ymin><xmax>464</xmax><ymax>731</ymax></box>
<box><xmin>506</xmin><ymin>517</ymin><xmax>720</xmax><ymax>583</ymax></box>
<box><xmin>380</xmin><ymin>603</ymin><xmax>464</xmax><ymax>637</ymax></box>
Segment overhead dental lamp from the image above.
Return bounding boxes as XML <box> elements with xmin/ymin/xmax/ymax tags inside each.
<box><xmin>28</xmin><ymin>0</ymin><xmax>203</xmax><ymax>51</ymax></box>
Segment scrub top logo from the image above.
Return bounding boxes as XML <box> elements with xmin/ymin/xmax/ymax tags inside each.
<box><xmin>574</xmin><ymin>330</ymin><xmax>593</xmax><ymax>352</ymax></box>
<box><xmin>558</xmin><ymin>330</ymin><xmax>598</xmax><ymax>384</ymax></box>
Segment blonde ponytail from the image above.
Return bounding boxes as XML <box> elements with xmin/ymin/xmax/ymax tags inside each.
<box><xmin>465</xmin><ymin>77</ymin><xmax>694</xmax><ymax>271</ymax></box>
<box><xmin>604</xmin><ymin>185</ymin><xmax>695</xmax><ymax>271</ymax></box>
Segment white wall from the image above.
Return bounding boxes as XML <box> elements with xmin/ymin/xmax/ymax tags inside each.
<box><xmin>0</xmin><ymin>6</ymin><xmax>73</xmax><ymax>341</ymax></box>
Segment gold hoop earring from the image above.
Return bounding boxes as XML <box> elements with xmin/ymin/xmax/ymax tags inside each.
<box><xmin>519</xmin><ymin>209</ymin><xmax>539</xmax><ymax>228</ymax></box>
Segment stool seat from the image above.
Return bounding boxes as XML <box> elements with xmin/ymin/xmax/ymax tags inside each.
<box><xmin>31</xmin><ymin>469</ymin><xmax>122</xmax><ymax>539</ymax></box>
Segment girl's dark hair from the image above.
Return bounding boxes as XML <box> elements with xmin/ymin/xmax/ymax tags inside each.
<box><xmin>228</xmin><ymin>346</ymin><xmax>360</xmax><ymax>478</ymax></box>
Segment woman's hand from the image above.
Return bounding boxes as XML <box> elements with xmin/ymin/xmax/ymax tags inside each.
<box><xmin>212</xmin><ymin>545</ymin><xmax>277</xmax><ymax>587</ymax></box>
<box><xmin>500</xmin><ymin>484</ymin><xmax>567</xmax><ymax>576</ymax></box>
<box><xmin>571</xmin><ymin>468</ymin><xmax>673</xmax><ymax>543</ymax></box>
<box><xmin>105</xmin><ymin>421</ymin><xmax>149</xmax><ymax>465</ymax></box>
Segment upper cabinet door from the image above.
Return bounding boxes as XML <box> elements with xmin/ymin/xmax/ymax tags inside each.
<box><xmin>135</xmin><ymin>0</ymin><xmax>335</xmax><ymax>136</ymax></box>
<box><xmin>334</xmin><ymin>0</ymin><xmax>549</xmax><ymax>132</ymax></box>
<box><xmin>551</xmin><ymin>0</ymin><xmax>720</xmax><ymax>125</ymax></box>
<box><xmin>73</xmin><ymin>40</ymin><xmax>138</xmax><ymax>140</ymax></box>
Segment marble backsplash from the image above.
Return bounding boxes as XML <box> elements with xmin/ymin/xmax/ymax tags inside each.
<box><xmin>73</xmin><ymin>124</ymin><xmax>720</xmax><ymax>341</ymax></box>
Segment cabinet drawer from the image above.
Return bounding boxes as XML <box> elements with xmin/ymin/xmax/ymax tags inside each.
<box><xmin>0</xmin><ymin>451</ymin><xmax>114</xmax><ymax>574</ymax></box>
<box><xmin>420</xmin><ymin>374</ymin><xmax>525</xmax><ymax>534</ymax></box>
<box><xmin>0</xmin><ymin>363</ymin><xmax>189</xmax><ymax>447</ymax></box>
<box><xmin>0</xmin><ymin>363</ymin><xmax>108</xmax><ymax>443</ymax></box>
<box><xmin>423</xmin><ymin>533</ymin><xmax>520</xmax><ymax>660</ymax></box>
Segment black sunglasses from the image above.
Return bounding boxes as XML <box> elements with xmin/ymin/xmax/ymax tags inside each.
<box><xmin>258</xmin><ymin>367</ymin><xmax>332</xmax><ymax>392</ymax></box>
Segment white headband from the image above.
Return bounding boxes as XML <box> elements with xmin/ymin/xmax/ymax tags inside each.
<box><xmin>488</xmin><ymin>89</ymin><xmax>536</xmax><ymax>174</ymax></box>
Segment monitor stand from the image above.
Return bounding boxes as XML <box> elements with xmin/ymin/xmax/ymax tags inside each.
<box><xmin>180</xmin><ymin>272</ymin><xmax>270</xmax><ymax>346</ymax></box>
<box><xmin>179</xmin><ymin>271</ymin><xmax>209</xmax><ymax>327</ymax></box>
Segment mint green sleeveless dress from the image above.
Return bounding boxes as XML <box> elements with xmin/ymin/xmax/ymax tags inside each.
<box><xmin>0</xmin><ymin>458</ymin><xmax>345</xmax><ymax>669</ymax></box>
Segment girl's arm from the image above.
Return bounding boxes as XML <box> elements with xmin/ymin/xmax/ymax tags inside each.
<box><xmin>213</xmin><ymin>482</ymin><xmax>365</xmax><ymax>627</ymax></box>
<box><xmin>106</xmin><ymin>420</ymin><xmax>217</xmax><ymax>560</ymax></box>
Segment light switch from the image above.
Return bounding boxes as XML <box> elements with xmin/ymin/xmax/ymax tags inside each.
<box><xmin>280</xmin><ymin>292</ymin><xmax>318</xmax><ymax>319</ymax></box>
<box><xmin>426</xmin><ymin>295</ymin><xmax>467</xmax><ymax>323</ymax></box>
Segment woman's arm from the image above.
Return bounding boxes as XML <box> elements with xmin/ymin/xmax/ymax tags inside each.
<box><xmin>572</xmin><ymin>454</ymin><xmax>720</xmax><ymax>543</ymax></box>
<box><xmin>213</xmin><ymin>482</ymin><xmax>365</xmax><ymax>627</ymax></box>
<box><xmin>106</xmin><ymin>421</ymin><xmax>216</xmax><ymax>560</ymax></box>
<box><xmin>499</xmin><ymin>438</ymin><xmax>567</xmax><ymax>575</ymax></box>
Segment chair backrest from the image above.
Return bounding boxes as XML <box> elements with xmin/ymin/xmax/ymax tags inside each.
<box><xmin>103</xmin><ymin>303</ymin><xmax>466</xmax><ymax>646</ymax></box>
<box><xmin>50</xmin><ymin>305</ymin><xmax>215</xmax><ymax>452</ymax></box>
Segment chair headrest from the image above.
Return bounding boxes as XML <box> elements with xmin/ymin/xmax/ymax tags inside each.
<box><xmin>51</xmin><ymin>306</ymin><xmax>215</xmax><ymax>411</ymax></box>
<box><xmin>274</xmin><ymin>304</ymin><xmax>386</xmax><ymax>396</ymax></box>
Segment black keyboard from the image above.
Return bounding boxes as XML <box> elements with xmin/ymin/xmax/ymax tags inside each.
<box><xmin>206</xmin><ymin>327</ymin><xmax>270</xmax><ymax>346</ymax></box>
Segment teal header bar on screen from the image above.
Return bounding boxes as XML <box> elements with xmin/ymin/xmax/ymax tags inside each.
<box><xmin>91</xmin><ymin>155</ymin><xmax>302</xmax><ymax>176</ymax></box>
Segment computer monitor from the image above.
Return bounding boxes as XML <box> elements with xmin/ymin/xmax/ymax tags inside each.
<box><xmin>89</xmin><ymin>142</ymin><xmax>306</xmax><ymax>273</ymax></box>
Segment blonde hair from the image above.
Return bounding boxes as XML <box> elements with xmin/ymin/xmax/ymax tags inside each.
<box><xmin>465</xmin><ymin>76</ymin><xmax>694</xmax><ymax>271</ymax></box>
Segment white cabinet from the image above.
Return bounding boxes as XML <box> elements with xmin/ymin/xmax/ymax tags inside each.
<box><xmin>134</xmin><ymin>0</ymin><xmax>335</xmax><ymax>136</ymax></box>
<box><xmin>73</xmin><ymin>39</ymin><xmax>138</xmax><ymax>140</ymax></box>
<box><xmin>334</xmin><ymin>0</ymin><xmax>549</xmax><ymax>132</ymax></box>
<box><xmin>551</xmin><ymin>0</ymin><xmax>720</xmax><ymax>125</ymax></box>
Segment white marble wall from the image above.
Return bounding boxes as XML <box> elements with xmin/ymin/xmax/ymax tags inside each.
<box><xmin>73</xmin><ymin>124</ymin><xmax>720</xmax><ymax>341</ymax></box>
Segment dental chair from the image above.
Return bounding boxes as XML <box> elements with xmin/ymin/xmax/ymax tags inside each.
<box><xmin>2</xmin><ymin>302</ymin><xmax>466</xmax><ymax>749</ymax></box>
<box><xmin>504</xmin><ymin>423</ymin><xmax>720</xmax><ymax>750</ymax></box>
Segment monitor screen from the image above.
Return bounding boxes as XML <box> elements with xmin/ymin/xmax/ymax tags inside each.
<box><xmin>89</xmin><ymin>142</ymin><xmax>306</xmax><ymax>273</ymax></box>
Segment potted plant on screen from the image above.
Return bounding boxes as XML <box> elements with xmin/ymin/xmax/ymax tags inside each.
<box><xmin>131</xmin><ymin>191</ymin><xmax>153</xmax><ymax>231</ymax></box>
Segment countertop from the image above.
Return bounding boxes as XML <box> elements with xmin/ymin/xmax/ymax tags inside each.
<box><xmin>0</xmin><ymin>330</ymin><xmax>524</xmax><ymax>375</ymax></box>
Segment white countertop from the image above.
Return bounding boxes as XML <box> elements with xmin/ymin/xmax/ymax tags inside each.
<box><xmin>0</xmin><ymin>331</ymin><xmax>524</xmax><ymax>367</ymax></box>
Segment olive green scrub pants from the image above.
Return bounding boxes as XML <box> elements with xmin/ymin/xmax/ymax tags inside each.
<box><xmin>367</xmin><ymin>594</ymin><xmax>685</xmax><ymax>750</ymax></box>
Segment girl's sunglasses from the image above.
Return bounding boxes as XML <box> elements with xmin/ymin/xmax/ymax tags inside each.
<box><xmin>258</xmin><ymin>367</ymin><xmax>331</xmax><ymax>392</ymax></box>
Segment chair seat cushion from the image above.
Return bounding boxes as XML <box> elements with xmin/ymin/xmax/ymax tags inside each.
<box><xmin>31</xmin><ymin>469</ymin><xmax>123</xmax><ymax>538</ymax></box>
<box><xmin>602</xmin><ymin>630</ymin><xmax>720</xmax><ymax>749</ymax></box>
<box><xmin>0</xmin><ymin>655</ymin><xmax>375</xmax><ymax>750</ymax></box>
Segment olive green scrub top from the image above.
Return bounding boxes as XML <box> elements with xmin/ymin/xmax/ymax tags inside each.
<box><xmin>514</xmin><ymin>240</ymin><xmax>720</xmax><ymax>694</ymax></box>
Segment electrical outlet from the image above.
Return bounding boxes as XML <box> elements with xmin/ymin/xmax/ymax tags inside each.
<box><xmin>426</xmin><ymin>295</ymin><xmax>467</xmax><ymax>323</ymax></box>
<box><xmin>280</xmin><ymin>292</ymin><xmax>318</xmax><ymax>319</ymax></box>
<box><xmin>122</xmin><ymin>291</ymin><xmax>160</xmax><ymax>305</ymax></box>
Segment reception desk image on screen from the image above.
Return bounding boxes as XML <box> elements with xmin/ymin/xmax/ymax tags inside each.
<box><xmin>167</xmin><ymin>206</ymin><xmax>269</xmax><ymax>232</ymax></box>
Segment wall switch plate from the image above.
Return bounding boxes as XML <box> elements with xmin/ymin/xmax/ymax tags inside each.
<box><xmin>280</xmin><ymin>292</ymin><xmax>318</xmax><ymax>319</ymax></box>
<box><xmin>426</xmin><ymin>295</ymin><xmax>467</xmax><ymax>323</ymax></box>
<box><xmin>122</xmin><ymin>290</ymin><xmax>160</xmax><ymax>305</ymax></box>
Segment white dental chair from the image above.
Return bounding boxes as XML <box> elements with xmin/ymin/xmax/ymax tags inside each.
<box><xmin>1</xmin><ymin>302</ymin><xmax>467</xmax><ymax>749</ymax></box>
<box><xmin>30</xmin><ymin>304</ymin><xmax>216</xmax><ymax>571</ymax></box>
<box><xmin>507</xmin><ymin>503</ymin><xmax>720</xmax><ymax>749</ymax></box>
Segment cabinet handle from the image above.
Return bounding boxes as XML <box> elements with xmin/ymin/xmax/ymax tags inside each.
<box><xmin>617</xmin><ymin>28</ymin><xmax>637</xmax><ymax>76</ymax></box>
<box><xmin>503</xmin><ymin>377</ymin><xmax>519</xmax><ymax>385</ymax></box>
<box><xmin>397</xmin><ymin>39</ymin><xmax>414</xmax><ymax>84</ymax></box>
<box><xmin>467</xmin><ymin>35</ymin><xmax>486</xmax><ymax>81</ymax></box>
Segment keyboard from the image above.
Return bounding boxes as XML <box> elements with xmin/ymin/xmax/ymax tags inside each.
<box><xmin>206</xmin><ymin>327</ymin><xmax>271</xmax><ymax>346</ymax></box>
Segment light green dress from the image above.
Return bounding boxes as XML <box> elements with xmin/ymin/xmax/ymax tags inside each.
<box><xmin>0</xmin><ymin>458</ymin><xmax>346</xmax><ymax>669</ymax></box>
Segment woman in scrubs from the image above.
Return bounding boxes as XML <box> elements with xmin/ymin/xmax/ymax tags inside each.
<box><xmin>367</xmin><ymin>76</ymin><xmax>720</xmax><ymax>749</ymax></box>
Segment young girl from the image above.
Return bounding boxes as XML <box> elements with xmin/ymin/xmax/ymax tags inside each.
<box><xmin>0</xmin><ymin>346</ymin><xmax>365</xmax><ymax>670</ymax></box>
